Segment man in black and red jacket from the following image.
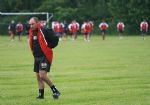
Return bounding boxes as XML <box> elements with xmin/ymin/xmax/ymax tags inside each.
<box><xmin>29</xmin><ymin>17</ymin><xmax>60</xmax><ymax>99</ymax></box>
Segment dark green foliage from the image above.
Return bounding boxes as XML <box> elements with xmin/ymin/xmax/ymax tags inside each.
<box><xmin>0</xmin><ymin>0</ymin><xmax>150</xmax><ymax>34</ymax></box>
<box><xmin>108</xmin><ymin>0</ymin><xmax>150</xmax><ymax>34</ymax></box>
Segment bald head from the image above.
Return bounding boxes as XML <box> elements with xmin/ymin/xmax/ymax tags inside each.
<box><xmin>29</xmin><ymin>17</ymin><xmax>39</xmax><ymax>30</ymax></box>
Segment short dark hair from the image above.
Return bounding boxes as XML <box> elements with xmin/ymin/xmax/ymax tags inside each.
<box><xmin>32</xmin><ymin>17</ymin><xmax>39</xmax><ymax>23</ymax></box>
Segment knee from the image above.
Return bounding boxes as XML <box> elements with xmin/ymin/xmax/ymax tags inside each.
<box><xmin>39</xmin><ymin>74</ymin><xmax>46</xmax><ymax>80</ymax></box>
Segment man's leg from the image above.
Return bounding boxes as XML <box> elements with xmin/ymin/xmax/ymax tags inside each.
<box><xmin>102</xmin><ymin>32</ymin><xmax>105</xmax><ymax>40</ymax></box>
<box><xmin>87</xmin><ymin>34</ymin><xmax>90</xmax><ymax>42</ymax></box>
<box><xmin>36</xmin><ymin>73</ymin><xmax>44</xmax><ymax>99</ymax></box>
<box><xmin>18</xmin><ymin>33</ymin><xmax>22</xmax><ymax>42</ymax></box>
<box><xmin>10</xmin><ymin>32</ymin><xmax>14</xmax><ymax>41</ymax></box>
<box><xmin>72</xmin><ymin>33</ymin><xmax>75</xmax><ymax>40</ymax></box>
<box><xmin>39</xmin><ymin>70</ymin><xmax>60</xmax><ymax>99</ymax></box>
<box><xmin>75</xmin><ymin>33</ymin><xmax>77</xmax><ymax>40</ymax></box>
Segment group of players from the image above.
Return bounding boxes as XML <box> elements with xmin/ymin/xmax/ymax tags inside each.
<box><xmin>8</xmin><ymin>19</ymin><xmax>149</xmax><ymax>42</ymax></box>
<box><xmin>8</xmin><ymin>20</ymin><xmax>30</xmax><ymax>41</ymax></box>
<box><xmin>52</xmin><ymin>20</ymin><xmax>93</xmax><ymax>42</ymax></box>
<box><xmin>52</xmin><ymin>19</ymin><xmax>149</xmax><ymax>41</ymax></box>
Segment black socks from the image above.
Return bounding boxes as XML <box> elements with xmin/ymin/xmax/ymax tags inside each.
<box><xmin>37</xmin><ymin>86</ymin><xmax>60</xmax><ymax>99</ymax></box>
<box><xmin>50</xmin><ymin>85</ymin><xmax>59</xmax><ymax>93</ymax></box>
<box><xmin>38</xmin><ymin>89</ymin><xmax>44</xmax><ymax>98</ymax></box>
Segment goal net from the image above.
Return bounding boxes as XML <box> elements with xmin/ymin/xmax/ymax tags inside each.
<box><xmin>0</xmin><ymin>12</ymin><xmax>53</xmax><ymax>35</ymax></box>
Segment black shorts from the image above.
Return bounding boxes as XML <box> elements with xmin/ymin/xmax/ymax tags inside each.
<box><xmin>141</xmin><ymin>30</ymin><xmax>147</xmax><ymax>35</ymax></box>
<box><xmin>17</xmin><ymin>32</ymin><xmax>22</xmax><ymax>36</ymax></box>
<box><xmin>101</xmin><ymin>30</ymin><xmax>106</xmax><ymax>34</ymax></box>
<box><xmin>118</xmin><ymin>29</ymin><xmax>123</xmax><ymax>33</ymax></box>
<box><xmin>34</xmin><ymin>56</ymin><xmax>51</xmax><ymax>73</ymax></box>
<box><xmin>64</xmin><ymin>29</ymin><xmax>68</xmax><ymax>34</ymax></box>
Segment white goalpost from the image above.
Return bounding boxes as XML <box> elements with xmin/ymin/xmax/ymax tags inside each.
<box><xmin>0</xmin><ymin>12</ymin><xmax>53</xmax><ymax>28</ymax></box>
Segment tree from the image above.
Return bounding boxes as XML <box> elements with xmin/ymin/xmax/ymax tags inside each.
<box><xmin>108</xmin><ymin>0</ymin><xmax>150</xmax><ymax>34</ymax></box>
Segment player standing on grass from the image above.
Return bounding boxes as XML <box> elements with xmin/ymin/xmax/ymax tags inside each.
<box><xmin>99</xmin><ymin>20</ymin><xmax>109</xmax><ymax>40</ymax></box>
<box><xmin>68</xmin><ymin>20</ymin><xmax>80</xmax><ymax>40</ymax></box>
<box><xmin>117</xmin><ymin>21</ymin><xmax>125</xmax><ymax>39</ymax></box>
<box><xmin>29</xmin><ymin>17</ymin><xmax>60</xmax><ymax>99</ymax></box>
<box><xmin>8</xmin><ymin>20</ymin><xmax>16</xmax><ymax>41</ymax></box>
<box><xmin>62</xmin><ymin>20</ymin><xmax>69</xmax><ymax>40</ymax></box>
<box><xmin>16</xmin><ymin>22</ymin><xmax>23</xmax><ymax>41</ymax></box>
<box><xmin>52</xmin><ymin>20</ymin><xmax>63</xmax><ymax>40</ymax></box>
<box><xmin>140</xmin><ymin>20</ymin><xmax>148</xmax><ymax>40</ymax></box>
<box><xmin>81</xmin><ymin>20</ymin><xmax>92</xmax><ymax>42</ymax></box>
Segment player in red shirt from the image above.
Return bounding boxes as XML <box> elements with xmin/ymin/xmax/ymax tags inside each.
<box><xmin>52</xmin><ymin>21</ymin><xmax>59</xmax><ymax>35</ymax></box>
<box><xmin>58</xmin><ymin>22</ymin><xmax>64</xmax><ymax>41</ymax></box>
<box><xmin>140</xmin><ymin>20</ymin><xmax>148</xmax><ymax>40</ymax></box>
<box><xmin>117</xmin><ymin>22</ymin><xmax>125</xmax><ymax>39</ymax></box>
<box><xmin>52</xmin><ymin>21</ymin><xmax>63</xmax><ymax>41</ymax></box>
<box><xmin>68</xmin><ymin>20</ymin><xmax>80</xmax><ymax>40</ymax></box>
<box><xmin>89</xmin><ymin>21</ymin><xmax>94</xmax><ymax>36</ymax></box>
<box><xmin>16</xmin><ymin>22</ymin><xmax>23</xmax><ymax>41</ymax></box>
<box><xmin>99</xmin><ymin>20</ymin><xmax>109</xmax><ymax>40</ymax></box>
<box><xmin>81</xmin><ymin>20</ymin><xmax>92</xmax><ymax>42</ymax></box>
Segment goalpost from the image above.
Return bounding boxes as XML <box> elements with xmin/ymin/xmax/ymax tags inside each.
<box><xmin>0</xmin><ymin>12</ymin><xmax>53</xmax><ymax>28</ymax></box>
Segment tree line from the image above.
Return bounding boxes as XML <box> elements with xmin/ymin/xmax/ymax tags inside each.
<box><xmin>0</xmin><ymin>0</ymin><xmax>150</xmax><ymax>35</ymax></box>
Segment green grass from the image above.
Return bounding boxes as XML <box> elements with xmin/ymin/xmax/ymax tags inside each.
<box><xmin>0</xmin><ymin>35</ymin><xmax>150</xmax><ymax>105</ymax></box>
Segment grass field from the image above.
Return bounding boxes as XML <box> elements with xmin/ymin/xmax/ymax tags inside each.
<box><xmin>0</xmin><ymin>35</ymin><xmax>150</xmax><ymax>105</ymax></box>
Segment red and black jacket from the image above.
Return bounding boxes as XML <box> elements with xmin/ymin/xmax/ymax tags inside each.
<box><xmin>29</xmin><ymin>23</ymin><xmax>53</xmax><ymax>64</ymax></box>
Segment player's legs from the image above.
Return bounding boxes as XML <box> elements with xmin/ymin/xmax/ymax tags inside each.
<box><xmin>38</xmin><ymin>56</ymin><xmax>60</xmax><ymax>99</ymax></box>
<box><xmin>9</xmin><ymin>31</ymin><xmax>15</xmax><ymax>41</ymax></box>
<box><xmin>36</xmin><ymin>73</ymin><xmax>45</xmax><ymax>99</ymax></box>
<box><xmin>18</xmin><ymin>32</ymin><xmax>22</xmax><ymax>41</ymax></box>
<box><xmin>119</xmin><ymin>30</ymin><xmax>123</xmax><ymax>39</ymax></box>
<box><xmin>39</xmin><ymin>70</ymin><xmax>60</xmax><ymax>99</ymax></box>
<box><xmin>72</xmin><ymin>33</ymin><xmax>75</xmax><ymax>40</ymax></box>
<box><xmin>143</xmin><ymin>30</ymin><xmax>147</xmax><ymax>40</ymax></box>
<box><xmin>36</xmin><ymin>73</ymin><xmax>44</xmax><ymax>89</ymax></box>
<box><xmin>63</xmin><ymin>32</ymin><xmax>67</xmax><ymax>40</ymax></box>
<box><xmin>102</xmin><ymin>31</ymin><xmax>105</xmax><ymax>40</ymax></box>
<box><xmin>84</xmin><ymin>33</ymin><xmax>87</xmax><ymax>41</ymax></box>
<box><xmin>84</xmin><ymin>33</ymin><xmax>90</xmax><ymax>42</ymax></box>
<box><xmin>59</xmin><ymin>32</ymin><xmax>62</xmax><ymax>41</ymax></box>
<box><xmin>87</xmin><ymin>33</ymin><xmax>90</xmax><ymax>42</ymax></box>
<box><xmin>39</xmin><ymin>70</ymin><xmax>53</xmax><ymax>87</ymax></box>
<box><xmin>34</xmin><ymin>58</ymin><xmax>45</xmax><ymax>99</ymax></box>
<box><xmin>74</xmin><ymin>32</ymin><xmax>77</xmax><ymax>40</ymax></box>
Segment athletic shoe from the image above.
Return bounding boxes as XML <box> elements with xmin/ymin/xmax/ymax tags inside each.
<box><xmin>53</xmin><ymin>91</ymin><xmax>60</xmax><ymax>99</ymax></box>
